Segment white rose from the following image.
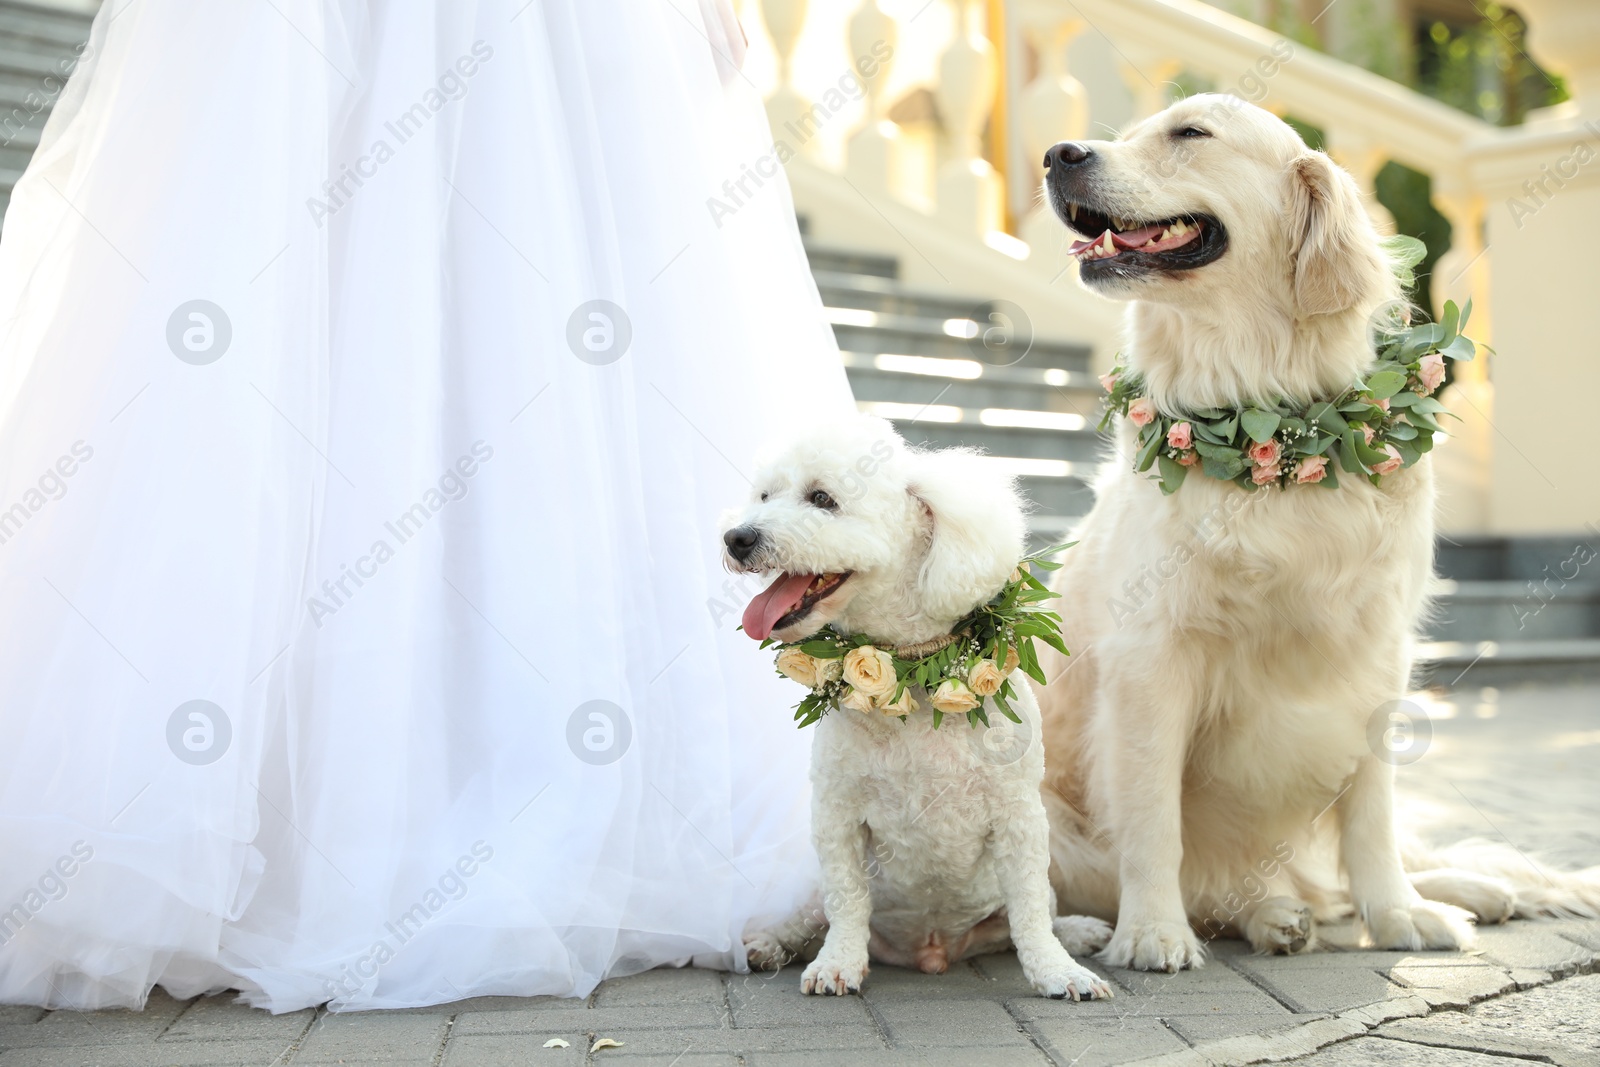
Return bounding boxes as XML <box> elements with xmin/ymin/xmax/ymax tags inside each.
<box><xmin>840</xmin><ymin>686</ymin><xmax>876</xmax><ymax>714</ymax></box>
<box><xmin>876</xmin><ymin>687</ymin><xmax>918</xmax><ymax>716</ymax></box>
<box><xmin>967</xmin><ymin>659</ymin><xmax>1004</xmax><ymax>698</ymax></box>
<box><xmin>815</xmin><ymin>657</ymin><xmax>844</xmax><ymax>685</ymax></box>
<box><xmin>775</xmin><ymin>649</ymin><xmax>821</xmax><ymax>688</ymax></box>
<box><xmin>930</xmin><ymin>678</ymin><xmax>981</xmax><ymax>714</ymax></box>
<box><xmin>843</xmin><ymin>645</ymin><xmax>898</xmax><ymax>700</ymax></box>
<box><xmin>1001</xmin><ymin>646</ymin><xmax>1021</xmax><ymax>677</ymax></box>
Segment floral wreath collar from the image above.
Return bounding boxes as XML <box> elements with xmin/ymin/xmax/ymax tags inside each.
<box><xmin>751</xmin><ymin>544</ymin><xmax>1072</xmax><ymax>730</ymax></box>
<box><xmin>1100</xmin><ymin>292</ymin><xmax>1481</xmax><ymax>495</ymax></box>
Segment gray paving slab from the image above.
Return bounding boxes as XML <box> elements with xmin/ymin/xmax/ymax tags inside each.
<box><xmin>1282</xmin><ymin>1035</ymin><xmax>1530</xmax><ymax>1065</ymax></box>
<box><xmin>5</xmin><ymin>680</ymin><xmax>1598</xmax><ymax>1067</ymax></box>
<box><xmin>1021</xmin><ymin>1017</ymin><xmax>1191</xmax><ymax>1067</ymax></box>
<box><xmin>0</xmin><ymin>1041</ymin><xmax>293</xmax><ymax>1066</ymax></box>
<box><xmin>292</xmin><ymin>1010</ymin><xmax>450</xmax><ymax>1061</ymax></box>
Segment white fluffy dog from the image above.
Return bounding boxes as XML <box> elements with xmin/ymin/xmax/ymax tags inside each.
<box><xmin>1031</xmin><ymin>95</ymin><xmax>1600</xmax><ymax>971</ymax></box>
<box><xmin>722</xmin><ymin>416</ymin><xmax>1114</xmax><ymax>999</ymax></box>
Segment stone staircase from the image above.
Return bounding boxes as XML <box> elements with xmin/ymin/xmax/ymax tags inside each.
<box><xmin>0</xmin><ymin>0</ymin><xmax>1590</xmax><ymax>685</ymax></box>
<box><xmin>808</xmin><ymin>244</ymin><xmax>1101</xmax><ymax>546</ymax></box>
<box><xmin>806</xmin><ymin>241</ymin><xmax>1600</xmax><ymax>684</ymax></box>
<box><xmin>0</xmin><ymin>0</ymin><xmax>93</xmax><ymax>220</ymax></box>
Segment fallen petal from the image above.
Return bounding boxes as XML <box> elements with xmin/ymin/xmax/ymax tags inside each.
<box><xmin>543</xmin><ymin>1038</ymin><xmax>570</xmax><ymax>1048</ymax></box>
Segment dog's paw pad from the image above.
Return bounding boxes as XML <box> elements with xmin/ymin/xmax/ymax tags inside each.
<box><xmin>1366</xmin><ymin>899</ymin><xmax>1477</xmax><ymax>952</ymax></box>
<box><xmin>800</xmin><ymin>956</ymin><xmax>868</xmax><ymax>996</ymax></box>
<box><xmin>1246</xmin><ymin>897</ymin><xmax>1314</xmax><ymax>955</ymax></box>
<box><xmin>1053</xmin><ymin>915</ymin><xmax>1114</xmax><ymax>956</ymax></box>
<box><xmin>1034</xmin><ymin>964</ymin><xmax>1114</xmax><ymax>1001</ymax></box>
<box><xmin>1098</xmin><ymin>919</ymin><xmax>1204</xmax><ymax>973</ymax></box>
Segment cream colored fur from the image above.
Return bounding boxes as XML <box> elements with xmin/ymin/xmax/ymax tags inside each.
<box><xmin>1034</xmin><ymin>96</ymin><xmax>1487</xmax><ymax>971</ymax></box>
<box><xmin>724</xmin><ymin>416</ymin><xmax>1114</xmax><ymax>999</ymax></box>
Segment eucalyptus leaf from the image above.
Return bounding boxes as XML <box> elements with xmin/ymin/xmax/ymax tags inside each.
<box><xmin>1158</xmin><ymin>453</ymin><xmax>1188</xmax><ymax>495</ymax></box>
<box><xmin>1241</xmin><ymin>409</ymin><xmax>1281</xmax><ymax>443</ymax></box>
<box><xmin>1365</xmin><ymin>370</ymin><xmax>1407</xmax><ymax>399</ymax></box>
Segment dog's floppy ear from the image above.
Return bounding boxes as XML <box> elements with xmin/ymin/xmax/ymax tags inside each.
<box><xmin>1288</xmin><ymin>151</ymin><xmax>1386</xmax><ymax>317</ymax></box>
<box><xmin>906</xmin><ymin>449</ymin><xmax>1027</xmax><ymax>623</ymax></box>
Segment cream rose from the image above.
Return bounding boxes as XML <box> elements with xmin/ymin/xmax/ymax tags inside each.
<box><xmin>967</xmin><ymin>659</ymin><xmax>1005</xmax><ymax>697</ymax></box>
<box><xmin>840</xmin><ymin>687</ymin><xmax>876</xmax><ymax>714</ymax></box>
<box><xmin>1127</xmin><ymin>397</ymin><xmax>1156</xmax><ymax>427</ymax></box>
<box><xmin>1001</xmin><ymin>646</ymin><xmax>1021</xmax><ymax>676</ymax></box>
<box><xmin>1177</xmin><ymin>450</ymin><xmax>1199</xmax><ymax>467</ymax></box>
<box><xmin>1416</xmin><ymin>353</ymin><xmax>1445</xmax><ymax>394</ymax></box>
<box><xmin>877</xmin><ymin>687</ymin><xmax>918</xmax><ymax>716</ymax></box>
<box><xmin>775</xmin><ymin>649</ymin><xmax>822</xmax><ymax>688</ymax></box>
<box><xmin>1250</xmin><ymin>462</ymin><xmax>1281</xmax><ymax>486</ymax></box>
<box><xmin>815</xmin><ymin>657</ymin><xmax>843</xmax><ymax>685</ymax></box>
<box><xmin>842</xmin><ymin>645</ymin><xmax>898</xmax><ymax>700</ymax></box>
<box><xmin>1098</xmin><ymin>371</ymin><xmax>1118</xmax><ymax>393</ymax></box>
<box><xmin>930</xmin><ymin>678</ymin><xmax>981</xmax><ymax>714</ymax></box>
<box><xmin>1372</xmin><ymin>443</ymin><xmax>1403</xmax><ymax>476</ymax></box>
<box><xmin>1247</xmin><ymin>438</ymin><xmax>1281</xmax><ymax>468</ymax></box>
<box><xmin>1295</xmin><ymin>455</ymin><xmax>1328</xmax><ymax>484</ymax></box>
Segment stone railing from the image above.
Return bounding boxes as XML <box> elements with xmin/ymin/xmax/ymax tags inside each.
<box><xmin>746</xmin><ymin>0</ymin><xmax>1600</xmax><ymax>535</ymax></box>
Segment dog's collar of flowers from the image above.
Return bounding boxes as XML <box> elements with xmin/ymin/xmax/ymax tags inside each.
<box><xmin>756</xmin><ymin>544</ymin><xmax>1074</xmax><ymax>731</ymax></box>
<box><xmin>1099</xmin><ymin>296</ymin><xmax>1481</xmax><ymax>495</ymax></box>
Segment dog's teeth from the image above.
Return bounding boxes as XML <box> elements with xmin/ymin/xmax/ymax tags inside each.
<box><xmin>1173</xmin><ymin>219</ymin><xmax>1188</xmax><ymax>235</ymax></box>
<box><xmin>1068</xmin><ymin>203</ymin><xmax>1078</xmax><ymax>221</ymax></box>
<box><xmin>1099</xmin><ymin>232</ymin><xmax>1114</xmax><ymax>256</ymax></box>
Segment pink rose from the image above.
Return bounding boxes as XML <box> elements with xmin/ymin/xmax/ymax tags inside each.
<box><xmin>1099</xmin><ymin>371</ymin><xmax>1118</xmax><ymax>393</ymax></box>
<box><xmin>1166</xmin><ymin>421</ymin><xmax>1193</xmax><ymax>449</ymax></box>
<box><xmin>1177</xmin><ymin>450</ymin><xmax>1199</xmax><ymax>467</ymax></box>
<box><xmin>1296</xmin><ymin>455</ymin><xmax>1328</xmax><ymax>484</ymax></box>
<box><xmin>1416</xmin><ymin>353</ymin><xmax>1445</xmax><ymax>395</ymax></box>
<box><xmin>1251</xmin><ymin>463</ymin><xmax>1281</xmax><ymax>486</ymax></box>
<box><xmin>1374</xmin><ymin>396</ymin><xmax>1390</xmax><ymax>412</ymax></box>
<box><xmin>1128</xmin><ymin>398</ymin><xmax>1156</xmax><ymax>427</ymax></box>
<box><xmin>1362</xmin><ymin>424</ymin><xmax>1376</xmax><ymax>444</ymax></box>
<box><xmin>1246</xmin><ymin>439</ymin><xmax>1280</xmax><ymax>467</ymax></box>
<box><xmin>1372</xmin><ymin>444</ymin><xmax>1403</xmax><ymax>476</ymax></box>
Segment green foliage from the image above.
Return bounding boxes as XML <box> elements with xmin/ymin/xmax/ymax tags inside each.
<box><xmin>766</xmin><ymin>544</ymin><xmax>1075</xmax><ymax>730</ymax></box>
<box><xmin>1097</xmin><ymin>301</ymin><xmax>1478</xmax><ymax>495</ymax></box>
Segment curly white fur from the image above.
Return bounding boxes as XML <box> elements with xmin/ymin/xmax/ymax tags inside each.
<box><xmin>723</xmin><ymin>417</ymin><xmax>1113</xmax><ymax>999</ymax></box>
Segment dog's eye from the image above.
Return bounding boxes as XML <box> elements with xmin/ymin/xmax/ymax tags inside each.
<box><xmin>808</xmin><ymin>489</ymin><xmax>837</xmax><ymax>511</ymax></box>
<box><xmin>759</xmin><ymin>491</ymin><xmax>769</xmax><ymax>502</ymax></box>
<box><xmin>1173</xmin><ymin>126</ymin><xmax>1211</xmax><ymax>139</ymax></box>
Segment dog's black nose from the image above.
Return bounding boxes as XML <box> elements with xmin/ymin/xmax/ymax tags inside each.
<box><xmin>723</xmin><ymin>525</ymin><xmax>762</xmax><ymax>563</ymax></box>
<box><xmin>1044</xmin><ymin>141</ymin><xmax>1093</xmax><ymax>169</ymax></box>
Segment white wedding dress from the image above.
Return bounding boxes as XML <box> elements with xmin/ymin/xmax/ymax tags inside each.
<box><xmin>0</xmin><ymin>0</ymin><xmax>849</xmax><ymax>1012</ymax></box>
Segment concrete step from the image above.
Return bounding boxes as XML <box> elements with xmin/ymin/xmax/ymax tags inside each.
<box><xmin>1427</xmin><ymin>579</ymin><xmax>1600</xmax><ymax>643</ymax></box>
<box><xmin>804</xmin><ymin>244</ymin><xmax>896</xmax><ymax>279</ymax></box>
<box><xmin>843</xmin><ymin>355</ymin><xmax>1100</xmax><ymax>424</ymax></box>
<box><xmin>830</xmin><ymin>318</ymin><xmax>1089</xmax><ymax>373</ymax></box>
<box><xmin>1415</xmin><ymin>638</ymin><xmax>1600</xmax><ymax>686</ymax></box>
<box><xmin>0</xmin><ymin>4</ymin><xmax>93</xmax><ymax>55</ymax></box>
<box><xmin>1436</xmin><ymin>533</ymin><xmax>1598</xmax><ymax>582</ymax></box>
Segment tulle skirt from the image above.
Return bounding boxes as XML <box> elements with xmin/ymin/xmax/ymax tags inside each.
<box><xmin>0</xmin><ymin>0</ymin><xmax>849</xmax><ymax>1011</ymax></box>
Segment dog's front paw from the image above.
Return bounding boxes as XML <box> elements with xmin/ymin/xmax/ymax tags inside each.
<box><xmin>744</xmin><ymin>929</ymin><xmax>792</xmax><ymax>972</ymax></box>
<box><xmin>1245</xmin><ymin>897</ymin><xmax>1314</xmax><ymax>955</ymax></box>
<box><xmin>800</xmin><ymin>954</ymin><xmax>868</xmax><ymax>995</ymax></box>
<box><xmin>1030</xmin><ymin>957</ymin><xmax>1114</xmax><ymax>1001</ymax></box>
<box><xmin>1365</xmin><ymin>898</ymin><xmax>1476</xmax><ymax>951</ymax></box>
<box><xmin>1053</xmin><ymin>915</ymin><xmax>1114</xmax><ymax>956</ymax></box>
<box><xmin>1099</xmin><ymin>920</ymin><xmax>1204</xmax><ymax>972</ymax></box>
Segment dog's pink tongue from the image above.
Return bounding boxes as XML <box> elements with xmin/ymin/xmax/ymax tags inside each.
<box><xmin>742</xmin><ymin>572</ymin><xmax>816</xmax><ymax>641</ymax></box>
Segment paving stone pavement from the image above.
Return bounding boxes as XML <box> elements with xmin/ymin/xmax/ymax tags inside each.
<box><xmin>1</xmin><ymin>680</ymin><xmax>1595</xmax><ymax>1067</ymax></box>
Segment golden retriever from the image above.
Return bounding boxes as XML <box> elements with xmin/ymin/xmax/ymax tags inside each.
<box><xmin>1031</xmin><ymin>95</ymin><xmax>1510</xmax><ymax>971</ymax></box>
